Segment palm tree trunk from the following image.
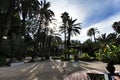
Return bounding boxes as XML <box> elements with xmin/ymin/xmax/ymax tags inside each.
<box><xmin>64</xmin><ymin>27</ymin><xmax>67</xmax><ymax>48</ymax></box>
<box><xmin>67</xmin><ymin>30</ymin><xmax>71</xmax><ymax>59</ymax></box>
<box><xmin>90</xmin><ymin>36</ymin><xmax>92</xmax><ymax>42</ymax></box>
<box><xmin>22</xmin><ymin>13</ymin><xmax>26</xmax><ymax>36</ymax></box>
<box><xmin>65</xmin><ymin>31</ymin><xmax>66</xmax><ymax>48</ymax></box>
<box><xmin>1</xmin><ymin>0</ymin><xmax>15</xmax><ymax>47</ymax></box>
<box><xmin>1</xmin><ymin>1</ymin><xmax>15</xmax><ymax>62</ymax></box>
<box><xmin>94</xmin><ymin>34</ymin><xmax>96</xmax><ymax>42</ymax></box>
<box><xmin>2</xmin><ymin>1</ymin><xmax>15</xmax><ymax>38</ymax></box>
<box><xmin>64</xmin><ymin>30</ymin><xmax>67</xmax><ymax>58</ymax></box>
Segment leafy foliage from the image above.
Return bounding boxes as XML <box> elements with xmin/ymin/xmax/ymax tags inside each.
<box><xmin>79</xmin><ymin>53</ymin><xmax>91</xmax><ymax>61</ymax></box>
<box><xmin>97</xmin><ymin>44</ymin><xmax>120</xmax><ymax>63</ymax></box>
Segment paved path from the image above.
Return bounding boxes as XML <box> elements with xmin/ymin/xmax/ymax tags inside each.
<box><xmin>0</xmin><ymin>60</ymin><xmax>120</xmax><ymax>80</ymax></box>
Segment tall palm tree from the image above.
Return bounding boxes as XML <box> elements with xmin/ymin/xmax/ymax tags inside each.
<box><xmin>0</xmin><ymin>0</ymin><xmax>41</xmax><ymax>38</ymax></box>
<box><xmin>67</xmin><ymin>17</ymin><xmax>81</xmax><ymax>58</ymax></box>
<box><xmin>39</xmin><ymin>0</ymin><xmax>54</xmax><ymax>27</ymax></box>
<box><xmin>60</xmin><ymin>12</ymin><xmax>69</xmax><ymax>49</ymax></box>
<box><xmin>87</xmin><ymin>29</ymin><xmax>93</xmax><ymax>41</ymax></box>
<box><xmin>97</xmin><ymin>33</ymin><xmax>117</xmax><ymax>45</ymax></box>
<box><xmin>1</xmin><ymin>0</ymin><xmax>15</xmax><ymax>39</ymax></box>
<box><xmin>31</xmin><ymin>0</ymin><xmax>55</xmax><ymax>60</ymax></box>
<box><xmin>112</xmin><ymin>21</ymin><xmax>120</xmax><ymax>34</ymax></box>
<box><xmin>97</xmin><ymin>33</ymin><xmax>109</xmax><ymax>48</ymax></box>
<box><xmin>97</xmin><ymin>33</ymin><xmax>118</xmax><ymax>54</ymax></box>
<box><xmin>107</xmin><ymin>33</ymin><xmax>118</xmax><ymax>45</ymax></box>
<box><xmin>34</xmin><ymin>0</ymin><xmax>54</xmax><ymax>45</ymax></box>
<box><xmin>87</xmin><ymin>27</ymin><xmax>99</xmax><ymax>42</ymax></box>
<box><xmin>19</xmin><ymin>0</ymin><xmax>40</xmax><ymax>35</ymax></box>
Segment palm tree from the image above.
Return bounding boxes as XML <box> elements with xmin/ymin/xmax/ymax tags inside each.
<box><xmin>1</xmin><ymin>0</ymin><xmax>15</xmax><ymax>39</ymax></box>
<box><xmin>97</xmin><ymin>33</ymin><xmax>118</xmax><ymax>54</ymax></box>
<box><xmin>107</xmin><ymin>33</ymin><xmax>117</xmax><ymax>43</ymax></box>
<box><xmin>39</xmin><ymin>0</ymin><xmax>54</xmax><ymax>27</ymax></box>
<box><xmin>19</xmin><ymin>0</ymin><xmax>40</xmax><ymax>36</ymax></box>
<box><xmin>67</xmin><ymin>17</ymin><xmax>81</xmax><ymax>59</ymax></box>
<box><xmin>60</xmin><ymin>12</ymin><xmax>69</xmax><ymax>49</ymax></box>
<box><xmin>87</xmin><ymin>29</ymin><xmax>93</xmax><ymax>41</ymax></box>
<box><xmin>87</xmin><ymin>27</ymin><xmax>99</xmax><ymax>42</ymax></box>
<box><xmin>97</xmin><ymin>33</ymin><xmax>117</xmax><ymax>45</ymax></box>
<box><xmin>0</xmin><ymin>0</ymin><xmax>41</xmax><ymax>39</ymax></box>
<box><xmin>34</xmin><ymin>0</ymin><xmax>54</xmax><ymax>48</ymax></box>
<box><xmin>112</xmin><ymin>21</ymin><xmax>120</xmax><ymax>34</ymax></box>
<box><xmin>25</xmin><ymin>0</ymin><xmax>54</xmax><ymax>60</ymax></box>
<box><xmin>97</xmin><ymin>33</ymin><xmax>109</xmax><ymax>48</ymax></box>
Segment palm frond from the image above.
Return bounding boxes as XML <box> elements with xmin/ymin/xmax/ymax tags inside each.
<box><xmin>72</xmin><ymin>19</ymin><xmax>77</xmax><ymax>24</ymax></box>
<box><xmin>74</xmin><ymin>27</ymin><xmax>81</xmax><ymax>30</ymax></box>
<box><xmin>73</xmin><ymin>23</ymin><xmax>81</xmax><ymax>26</ymax></box>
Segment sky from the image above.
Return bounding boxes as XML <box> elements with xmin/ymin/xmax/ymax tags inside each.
<box><xmin>47</xmin><ymin>0</ymin><xmax>120</xmax><ymax>42</ymax></box>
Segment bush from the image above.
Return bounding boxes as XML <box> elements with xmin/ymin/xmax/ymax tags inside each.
<box><xmin>95</xmin><ymin>53</ymin><xmax>101</xmax><ymax>61</ymax></box>
<box><xmin>60</xmin><ymin>55</ymin><xmax>67</xmax><ymax>61</ymax></box>
<box><xmin>100</xmin><ymin>54</ymin><xmax>109</xmax><ymax>63</ymax></box>
<box><xmin>60</xmin><ymin>55</ymin><xmax>73</xmax><ymax>61</ymax></box>
<box><xmin>99</xmin><ymin>45</ymin><xmax>120</xmax><ymax>64</ymax></box>
<box><xmin>52</xmin><ymin>56</ymin><xmax>60</xmax><ymax>60</ymax></box>
<box><xmin>79</xmin><ymin>53</ymin><xmax>92</xmax><ymax>61</ymax></box>
<box><xmin>0</xmin><ymin>57</ymin><xmax>7</xmax><ymax>66</ymax></box>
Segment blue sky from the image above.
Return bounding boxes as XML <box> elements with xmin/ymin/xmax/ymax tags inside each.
<box><xmin>47</xmin><ymin>0</ymin><xmax>120</xmax><ymax>42</ymax></box>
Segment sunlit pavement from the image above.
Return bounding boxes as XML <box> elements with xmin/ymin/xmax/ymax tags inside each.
<box><xmin>0</xmin><ymin>60</ymin><xmax>120</xmax><ymax>80</ymax></box>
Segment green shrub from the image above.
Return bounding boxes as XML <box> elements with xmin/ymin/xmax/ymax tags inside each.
<box><xmin>98</xmin><ymin>45</ymin><xmax>120</xmax><ymax>64</ymax></box>
<box><xmin>60</xmin><ymin>55</ymin><xmax>68</xmax><ymax>61</ymax></box>
<box><xmin>0</xmin><ymin>57</ymin><xmax>6</xmax><ymax>66</ymax></box>
<box><xmin>79</xmin><ymin>53</ymin><xmax>92</xmax><ymax>61</ymax></box>
<box><xmin>95</xmin><ymin>53</ymin><xmax>100</xmax><ymax>61</ymax></box>
<box><xmin>100</xmin><ymin>54</ymin><xmax>109</xmax><ymax>63</ymax></box>
<box><xmin>60</xmin><ymin>55</ymin><xmax>73</xmax><ymax>61</ymax></box>
<box><xmin>52</xmin><ymin>56</ymin><xmax>60</xmax><ymax>60</ymax></box>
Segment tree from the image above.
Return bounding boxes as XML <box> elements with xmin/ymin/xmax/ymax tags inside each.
<box><xmin>87</xmin><ymin>29</ymin><xmax>93</xmax><ymax>41</ymax></box>
<box><xmin>25</xmin><ymin>0</ymin><xmax>55</xmax><ymax>60</ymax></box>
<box><xmin>19</xmin><ymin>0</ymin><xmax>40</xmax><ymax>36</ymax></box>
<box><xmin>112</xmin><ymin>21</ymin><xmax>120</xmax><ymax>34</ymax></box>
<box><xmin>9</xmin><ymin>34</ymin><xmax>26</xmax><ymax>62</ymax></box>
<box><xmin>97</xmin><ymin>33</ymin><xmax>109</xmax><ymax>52</ymax></box>
<box><xmin>97</xmin><ymin>33</ymin><xmax>118</xmax><ymax>46</ymax></box>
<box><xmin>39</xmin><ymin>0</ymin><xmax>54</xmax><ymax>28</ymax></box>
<box><xmin>82</xmin><ymin>39</ymin><xmax>96</xmax><ymax>57</ymax></box>
<box><xmin>0</xmin><ymin>9</ymin><xmax>6</xmax><ymax>41</ymax></box>
<box><xmin>87</xmin><ymin>27</ymin><xmax>99</xmax><ymax>42</ymax></box>
<box><xmin>0</xmin><ymin>0</ymin><xmax>41</xmax><ymax>38</ymax></box>
<box><xmin>33</xmin><ymin>0</ymin><xmax>55</xmax><ymax>51</ymax></box>
<box><xmin>67</xmin><ymin>17</ymin><xmax>81</xmax><ymax>58</ymax></box>
<box><xmin>0</xmin><ymin>0</ymin><xmax>15</xmax><ymax>39</ymax></box>
<box><xmin>107</xmin><ymin>33</ymin><xmax>117</xmax><ymax>44</ymax></box>
<box><xmin>60</xmin><ymin>12</ymin><xmax>69</xmax><ymax>49</ymax></box>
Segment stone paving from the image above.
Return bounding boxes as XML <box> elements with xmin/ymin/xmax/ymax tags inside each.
<box><xmin>0</xmin><ymin>60</ymin><xmax>120</xmax><ymax>80</ymax></box>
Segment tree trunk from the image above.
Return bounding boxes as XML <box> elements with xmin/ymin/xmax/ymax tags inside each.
<box><xmin>94</xmin><ymin>34</ymin><xmax>96</xmax><ymax>42</ymax></box>
<box><xmin>64</xmin><ymin>25</ymin><xmax>67</xmax><ymax>58</ymax></box>
<box><xmin>1</xmin><ymin>1</ymin><xmax>14</xmax><ymax>46</ymax></box>
<box><xmin>22</xmin><ymin>13</ymin><xmax>26</xmax><ymax>36</ymax></box>
<box><xmin>2</xmin><ymin>0</ymin><xmax>15</xmax><ymax>37</ymax></box>
<box><xmin>90</xmin><ymin>36</ymin><xmax>92</xmax><ymax>42</ymax></box>
<box><xmin>67</xmin><ymin>29</ymin><xmax>71</xmax><ymax>60</ymax></box>
<box><xmin>0</xmin><ymin>1</ymin><xmax>15</xmax><ymax>63</ymax></box>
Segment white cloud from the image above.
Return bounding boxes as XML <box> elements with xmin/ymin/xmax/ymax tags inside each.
<box><xmin>46</xmin><ymin>0</ymin><xmax>120</xmax><ymax>43</ymax></box>
<box><xmin>71</xmin><ymin>12</ymin><xmax>120</xmax><ymax>42</ymax></box>
<box><xmin>48</xmin><ymin>0</ymin><xmax>87</xmax><ymax>23</ymax></box>
<box><xmin>91</xmin><ymin>12</ymin><xmax>120</xmax><ymax>34</ymax></box>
